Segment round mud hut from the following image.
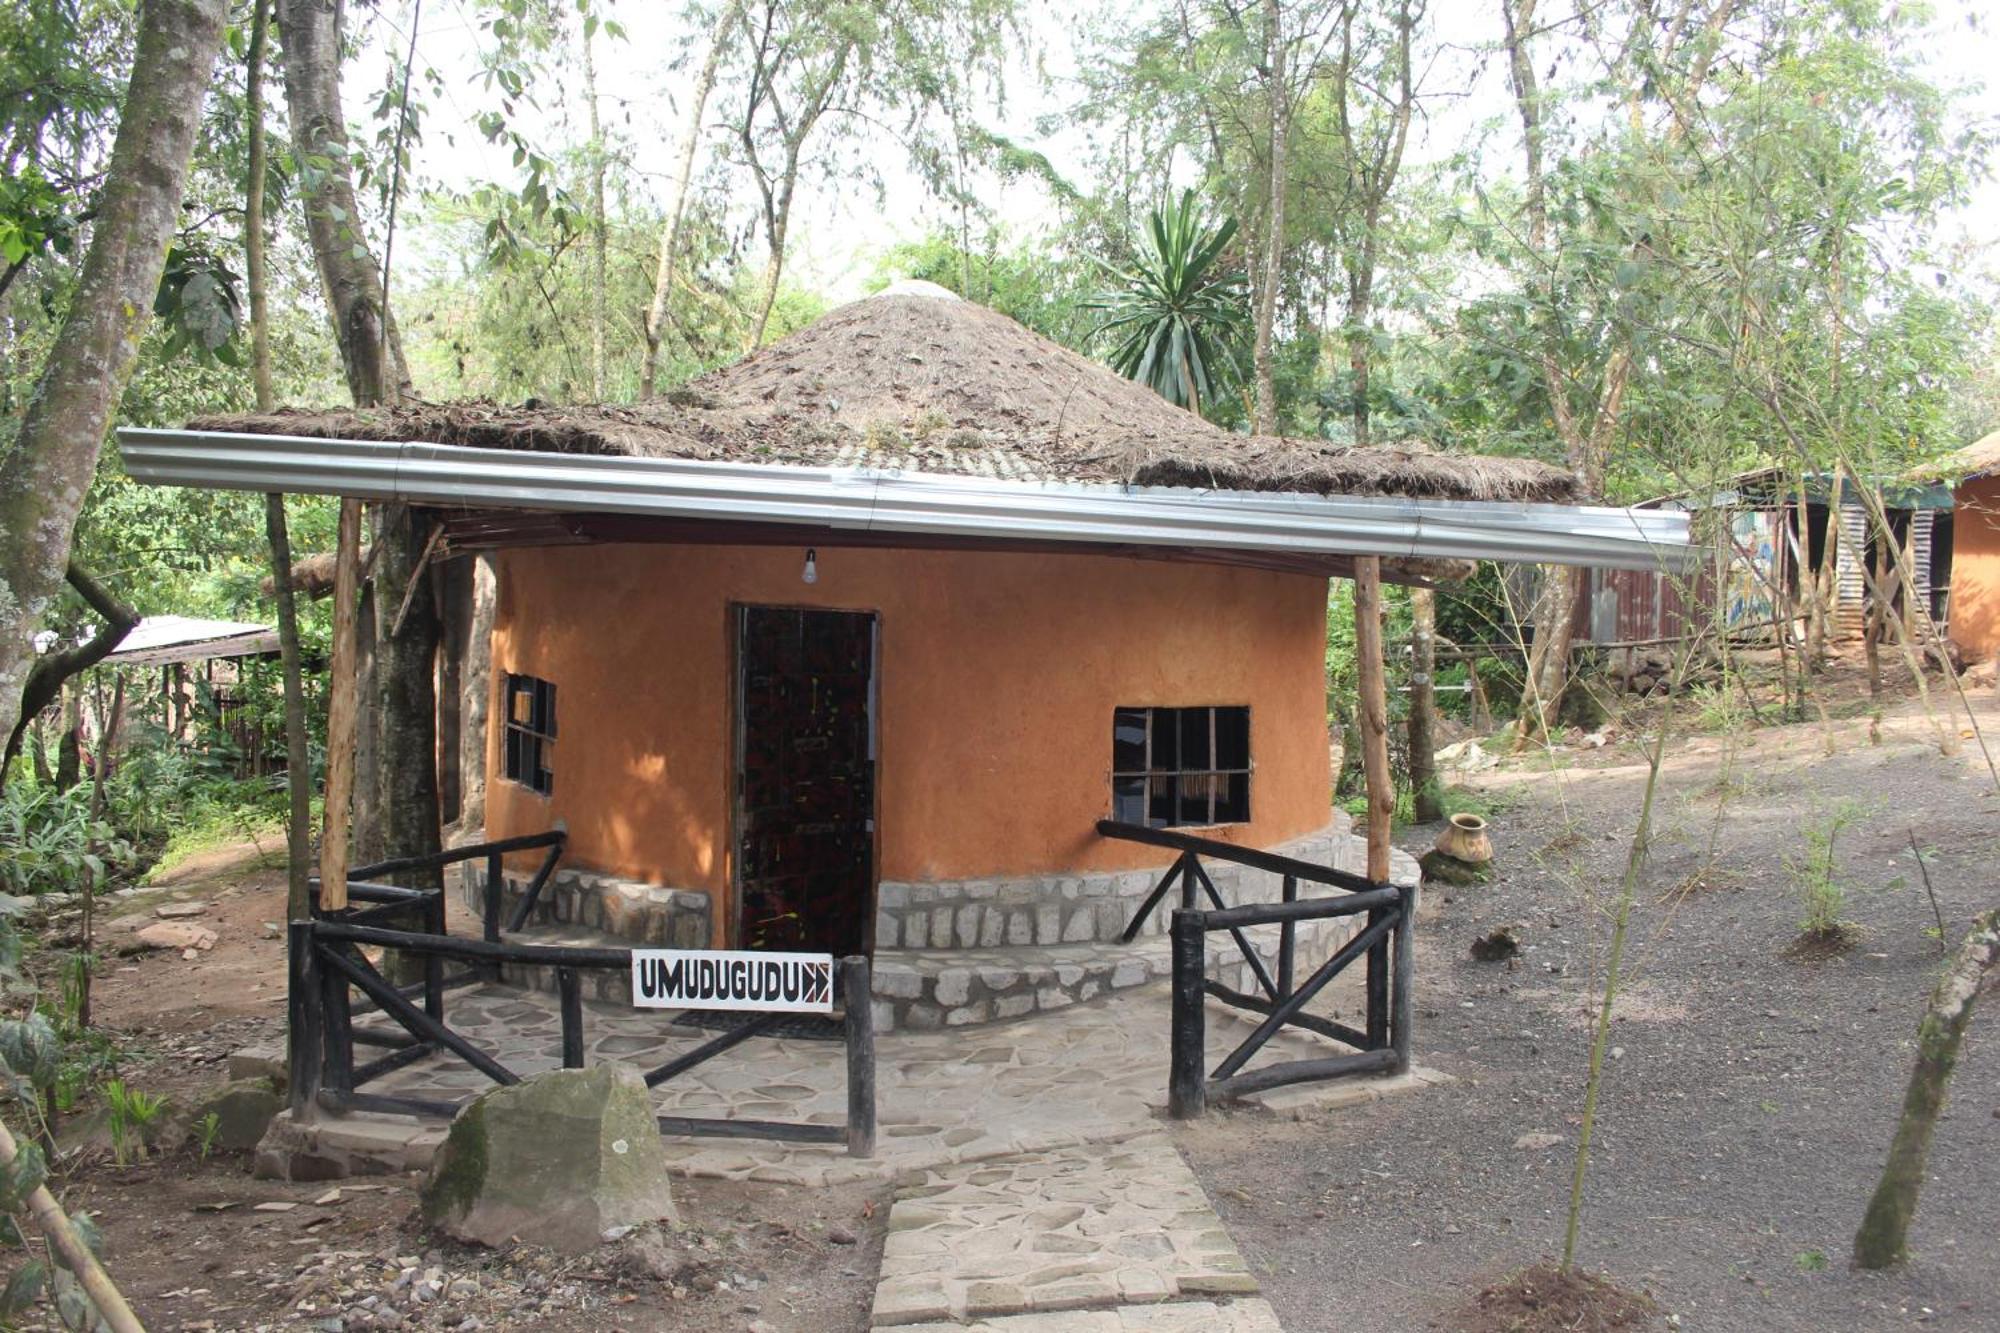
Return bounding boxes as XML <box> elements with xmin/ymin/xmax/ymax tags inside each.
<box><xmin>125</xmin><ymin>284</ymin><xmax>1687</xmax><ymax>1030</ymax></box>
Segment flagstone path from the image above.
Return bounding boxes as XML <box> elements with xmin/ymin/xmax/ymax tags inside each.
<box><xmin>868</xmin><ymin>1132</ymin><xmax>1285</xmax><ymax>1331</ymax></box>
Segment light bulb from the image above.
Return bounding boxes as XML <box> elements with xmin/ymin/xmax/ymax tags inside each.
<box><xmin>802</xmin><ymin>548</ymin><xmax>818</xmax><ymax>585</ymax></box>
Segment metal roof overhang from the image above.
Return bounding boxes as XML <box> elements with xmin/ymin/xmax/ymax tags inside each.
<box><xmin>116</xmin><ymin>429</ymin><xmax>1697</xmax><ymax>573</ymax></box>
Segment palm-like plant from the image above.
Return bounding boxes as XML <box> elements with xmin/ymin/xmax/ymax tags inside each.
<box><xmin>1087</xmin><ymin>191</ymin><xmax>1248</xmax><ymax>419</ymax></box>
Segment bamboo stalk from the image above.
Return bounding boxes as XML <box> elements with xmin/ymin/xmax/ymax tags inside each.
<box><xmin>0</xmin><ymin>1114</ymin><xmax>143</xmax><ymax>1332</ymax></box>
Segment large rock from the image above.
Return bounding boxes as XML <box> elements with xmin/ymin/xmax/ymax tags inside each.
<box><xmin>188</xmin><ymin>1077</ymin><xmax>285</xmax><ymax>1152</ymax></box>
<box><xmin>420</xmin><ymin>1064</ymin><xmax>676</xmax><ymax>1251</ymax></box>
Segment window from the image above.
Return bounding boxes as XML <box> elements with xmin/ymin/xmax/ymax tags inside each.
<box><xmin>503</xmin><ymin>674</ymin><xmax>555</xmax><ymax>795</ymax></box>
<box><xmin>1111</xmin><ymin>706</ymin><xmax>1250</xmax><ymax>828</ymax></box>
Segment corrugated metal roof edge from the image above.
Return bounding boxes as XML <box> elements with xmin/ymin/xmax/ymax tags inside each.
<box><xmin>115</xmin><ymin>428</ymin><xmax>1697</xmax><ymax>574</ymax></box>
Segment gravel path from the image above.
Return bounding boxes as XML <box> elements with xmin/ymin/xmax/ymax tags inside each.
<box><xmin>1177</xmin><ymin>696</ymin><xmax>2000</xmax><ymax>1331</ymax></box>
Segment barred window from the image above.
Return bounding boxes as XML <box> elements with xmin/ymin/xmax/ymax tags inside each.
<box><xmin>503</xmin><ymin>674</ymin><xmax>555</xmax><ymax>796</ymax></box>
<box><xmin>1111</xmin><ymin>706</ymin><xmax>1250</xmax><ymax>828</ymax></box>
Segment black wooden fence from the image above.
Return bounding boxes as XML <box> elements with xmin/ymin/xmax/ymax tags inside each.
<box><xmin>1096</xmin><ymin>820</ymin><xmax>1414</xmax><ymax>1118</ymax></box>
<box><xmin>293</xmin><ymin>834</ymin><xmax>876</xmax><ymax>1156</ymax></box>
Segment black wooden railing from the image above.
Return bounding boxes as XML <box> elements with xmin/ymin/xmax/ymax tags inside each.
<box><xmin>294</xmin><ymin>832</ymin><xmax>875</xmax><ymax>1155</ymax></box>
<box><xmin>1096</xmin><ymin>819</ymin><xmax>1414</xmax><ymax>1118</ymax></box>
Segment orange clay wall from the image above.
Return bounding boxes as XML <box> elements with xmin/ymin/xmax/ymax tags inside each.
<box><xmin>1951</xmin><ymin>473</ymin><xmax>2000</xmax><ymax>663</ymax></box>
<box><xmin>484</xmin><ymin>543</ymin><xmax>1333</xmax><ymax>944</ymax></box>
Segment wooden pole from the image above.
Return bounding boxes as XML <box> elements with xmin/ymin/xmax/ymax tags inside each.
<box><xmin>843</xmin><ymin>955</ymin><xmax>877</xmax><ymax>1157</ymax></box>
<box><xmin>1168</xmin><ymin>910</ymin><xmax>1207</xmax><ymax>1119</ymax></box>
<box><xmin>1408</xmin><ymin>587</ymin><xmax>1441</xmax><ymax>822</ymax></box>
<box><xmin>1354</xmin><ymin>557</ymin><xmax>1394</xmax><ymax>882</ymax></box>
<box><xmin>318</xmin><ymin>497</ymin><xmax>364</xmax><ymax>912</ymax></box>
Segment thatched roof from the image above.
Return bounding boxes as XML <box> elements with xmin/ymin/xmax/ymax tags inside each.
<box><xmin>1917</xmin><ymin>428</ymin><xmax>2000</xmax><ymax>484</ymax></box>
<box><xmin>190</xmin><ymin>287</ymin><xmax>1577</xmax><ymax>504</ymax></box>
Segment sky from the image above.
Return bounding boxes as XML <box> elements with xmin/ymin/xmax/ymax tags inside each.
<box><xmin>364</xmin><ymin>0</ymin><xmax>2000</xmax><ymax>304</ymax></box>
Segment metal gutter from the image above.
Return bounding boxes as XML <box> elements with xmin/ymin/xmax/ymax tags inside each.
<box><xmin>116</xmin><ymin>428</ymin><xmax>1696</xmax><ymax>572</ymax></box>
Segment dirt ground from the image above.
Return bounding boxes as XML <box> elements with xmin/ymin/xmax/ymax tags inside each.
<box><xmin>12</xmin><ymin>846</ymin><xmax>889</xmax><ymax>1332</ymax></box>
<box><xmin>14</xmin><ymin>655</ymin><xmax>1999</xmax><ymax>1331</ymax></box>
<box><xmin>1180</xmin><ymin>669</ymin><xmax>2000</xmax><ymax>1332</ymax></box>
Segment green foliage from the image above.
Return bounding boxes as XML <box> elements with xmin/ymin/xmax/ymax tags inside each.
<box><xmin>872</xmin><ymin>232</ymin><xmax>1096</xmax><ymax>348</ymax></box>
<box><xmin>0</xmin><ymin>1013</ymin><xmax>61</xmax><ymax>1098</ymax></box>
<box><xmin>1787</xmin><ymin>800</ymin><xmax>1864</xmax><ymax>936</ymax></box>
<box><xmin>1086</xmin><ymin>191</ymin><xmax>1247</xmax><ymax>417</ymax></box>
<box><xmin>194</xmin><ymin>1111</ymin><xmax>222</xmax><ymax>1160</ymax></box>
<box><xmin>102</xmin><ymin>1080</ymin><xmax>164</xmax><ymax>1166</ymax></box>
<box><xmin>0</xmin><ymin>786</ymin><xmax>124</xmax><ymax>898</ymax></box>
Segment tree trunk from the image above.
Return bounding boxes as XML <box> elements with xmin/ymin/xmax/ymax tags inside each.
<box><xmin>1853</xmin><ymin>908</ymin><xmax>2000</xmax><ymax>1269</ymax></box>
<box><xmin>266</xmin><ymin>495</ymin><xmax>314</xmax><ymax>920</ymax></box>
<box><xmin>319</xmin><ymin>499</ymin><xmax>364</xmax><ymax>912</ymax></box>
<box><xmin>1409</xmin><ymin>587</ymin><xmax>1441</xmax><ymax>822</ymax></box>
<box><xmin>1354</xmin><ymin>558</ymin><xmax>1394</xmax><ymax>881</ymax></box>
<box><xmin>247</xmin><ymin>0</ymin><xmax>275</xmax><ymax>410</ymax></box>
<box><xmin>582</xmin><ymin>14</ymin><xmax>608</xmax><ymax>401</ymax></box>
<box><xmin>371</xmin><ymin>507</ymin><xmax>443</xmax><ymax>888</ymax></box>
<box><xmin>1347</xmin><ymin>259</ymin><xmax>1373</xmax><ymax>446</ymax></box>
<box><xmin>3</xmin><ymin>566</ymin><xmax>138</xmax><ymax>790</ymax></box>
<box><xmin>0</xmin><ymin>0</ymin><xmax>228</xmax><ymax>754</ymax></box>
<box><xmin>280</xmin><ymin>0</ymin><xmax>438</xmax><ymax>882</ymax></box>
<box><xmin>748</xmin><ymin>186</ymin><xmax>793</xmax><ymax>351</ymax></box>
<box><xmin>640</xmin><ymin>0</ymin><xmax>743</xmax><ymax>398</ymax></box>
<box><xmin>274</xmin><ymin>0</ymin><xmax>409</xmax><ymax>402</ymax></box>
<box><xmin>457</xmin><ymin>554</ymin><xmax>496</xmax><ymax>835</ymax></box>
<box><xmin>1250</xmin><ymin>0</ymin><xmax>1287</xmax><ymax>436</ymax></box>
<box><xmin>1517</xmin><ymin>566</ymin><xmax>1578</xmax><ymax>745</ymax></box>
<box><xmin>56</xmin><ymin>685</ymin><xmax>82</xmax><ymax>792</ymax></box>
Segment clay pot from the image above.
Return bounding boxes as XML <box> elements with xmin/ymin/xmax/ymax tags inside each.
<box><xmin>1435</xmin><ymin>813</ymin><xmax>1493</xmax><ymax>865</ymax></box>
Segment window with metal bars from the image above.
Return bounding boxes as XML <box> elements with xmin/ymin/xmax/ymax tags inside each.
<box><xmin>1110</xmin><ymin>706</ymin><xmax>1250</xmax><ymax>828</ymax></box>
<box><xmin>502</xmin><ymin>673</ymin><xmax>556</xmax><ymax>796</ymax></box>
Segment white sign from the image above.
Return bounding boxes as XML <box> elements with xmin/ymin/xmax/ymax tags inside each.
<box><xmin>630</xmin><ymin>949</ymin><xmax>835</xmax><ymax>1013</ymax></box>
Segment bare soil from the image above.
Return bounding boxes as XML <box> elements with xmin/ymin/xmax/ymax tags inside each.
<box><xmin>8</xmin><ymin>846</ymin><xmax>888</xmax><ymax>1331</ymax></box>
<box><xmin>1467</xmin><ymin>1263</ymin><xmax>1664</xmax><ymax>1332</ymax></box>
<box><xmin>1180</xmin><ymin>670</ymin><xmax>2000</xmax><ymax>1332</ymax></box>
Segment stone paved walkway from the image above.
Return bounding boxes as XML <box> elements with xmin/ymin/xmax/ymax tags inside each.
<box><xmin>893</xmin><ymin>1305</ymin><xmax>1284</xmax><ymax>1332</ymax></box>
<box><xmin>358</xmin><ymin>971</ymin><xmax>1421</xmax><ymax>1186</ymax></box>
<box><xmin>869</xmin><ymin>1133</ymin><xmax>1280</xmax><ymax>1330</ymax></box>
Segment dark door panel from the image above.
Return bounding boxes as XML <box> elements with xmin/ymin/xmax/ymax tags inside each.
<box><xmin>735</xmin><ymin>607</ymin><xmax>876</xmax><ymax>954</ymax></box>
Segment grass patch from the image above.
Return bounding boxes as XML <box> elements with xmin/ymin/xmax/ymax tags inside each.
<box><xmin>150</xmin><ymin>805</ymin><xmax>286</xmax><ymax>880</ymax></box>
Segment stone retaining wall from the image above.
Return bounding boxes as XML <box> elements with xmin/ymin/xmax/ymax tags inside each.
<box><xmin>874</xmin><ymin>815</ymin><xmax>1371</xmax><ymax>951</ymax></box>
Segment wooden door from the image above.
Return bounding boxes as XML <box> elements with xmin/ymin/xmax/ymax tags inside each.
<box><xmin>734</xmin><ymin>606</ymin><xmax>877</xmax><ymax>954</ymax></box>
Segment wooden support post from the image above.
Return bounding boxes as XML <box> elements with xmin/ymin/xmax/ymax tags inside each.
<box><xmin>1168</xmin><ymin>910</ymin><xmax>1208</xmax><ymax>1119</ymax></box>
<box><xmin>1354</xmin><ymin>556</ymin><xmax>1395</xmax><ymax>882</ymax></box>
<box><xmin>1391</xmin><ymin>882</ymin><xmax>1416</xmax><ymax>1072</ymax></box>
<box><xmin>1365</xmin><ymin>900</ymin><xmax>1390</xmax><ymax>1050</ymax></box>
<box><xmin>483</xmin><ymin>853</ymin><xmax>503</xmax><ymax>943</ymax></box>
<box><xmin>1278</xmin><ymin>874</ymin><xmax>1297</xmax><ymax>997</ymax></box>
<box><xmin>287</xmin><ymin>921</ymin><xmax>322</xmax><ymax>1119</ymax></box>
<box><xmin>1409</xmin><ymin>587</ymin><xmax>1442</xmax><ymax>823</ymax></box>
<box><xmin>318</xmin><ymin>497</ymin><xmax>365</xmax><ymax>912</ymax></box>
<box><xmin>843</xmin><ymin>955</ymin><xmax>876</xmax><ymax>1157</ymax></box>
<box><xmin>320</xmin><ymin>945</ymin><xmax>354</xmax><ymax>1097</ymax></box>
<box><xmin>558</xmin><ymin>968</ymin><xmax>584</xmax><ymax>1069</ymax></box>
<box><xmin>423</xmin><ymin>893</ymin><xmax>445</xmax><ymax>1022</ymax></box>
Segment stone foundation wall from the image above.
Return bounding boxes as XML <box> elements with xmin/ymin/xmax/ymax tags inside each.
<box><xmin>453</xmin><ymin>862</ymin><xmax>711</xmax><ymax>949</ymax></box>
<box><xmin>874</xmin><ymin>817</ymin><xmax>1369</xmax><ymax>951</ymax></box>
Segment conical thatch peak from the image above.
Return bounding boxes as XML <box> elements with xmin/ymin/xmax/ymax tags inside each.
<box><xmin>189</xmin><ymin>292</ymin><xmax>1577</xmax><ymax>503</ymax></box>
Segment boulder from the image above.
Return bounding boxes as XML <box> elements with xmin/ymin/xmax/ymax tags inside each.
<box><xmin>188</xmin><ymin>1077</ymin><xmax>285</xmax><ymax>1152</ymax></box>
<box><xmin>420</xmin><ymin>1064</ymin><xmax>676</xmax><ymax>1252</ymax></box>
<box><xmin>129</xmin><ymin>921</ymin><xmax>217</xmax><ymax>953</ymax></box>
